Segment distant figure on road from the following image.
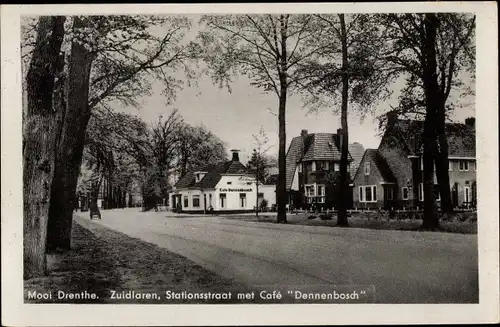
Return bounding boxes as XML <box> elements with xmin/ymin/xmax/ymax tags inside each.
<box><xmin>89</xmin><ymin>201</ymin><xmax>101</xmax><ymax>220</ymax></box>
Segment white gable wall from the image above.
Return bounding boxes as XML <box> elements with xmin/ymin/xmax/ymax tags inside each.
<box><xmin>214</xmin><ymin>175</ymin><xmax>257</xmax><ymax>211</ymax></box>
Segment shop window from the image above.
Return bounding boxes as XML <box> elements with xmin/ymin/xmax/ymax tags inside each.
<box><xmin>183</xmin><ymin>196</ymin><xmax>189</xmax><ymax>208</ymax></box>
<box><xmin>192</xmin><ymin>195</ymin><xmax>200</xmax><ymax>208</ymax></box>
<box><xmin>359</xmin><ymin>185</ymin><xmax>377</xmax><ymax>202</ymax></box>
<box><xmin>239</xmin><ymin>193</ymin><xmax>247</xmax><ymax>208</ymax></box>
<box><xmin>402</xmin><ymin>187</ymin><xmax>409</xmax><ymax>200</ymax></box>
<box><xmin>220</xmin><ymin>193</ymin><xmax>226</xmax><ymax>208</ymax></box>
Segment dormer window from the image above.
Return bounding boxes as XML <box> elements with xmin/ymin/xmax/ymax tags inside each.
<box><xmin>194</xmin><ymin>171</ymin><xmax>207</xmax><ymax>183</ymax></box>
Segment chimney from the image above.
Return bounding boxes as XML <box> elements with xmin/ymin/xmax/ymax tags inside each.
<box><xmin>300</xmin><ymin>129</ymin><xmax>308</xmax><ymax>139</ymax></box>
<box><xmin>386</xmin><ymin>110</ymin><xmax>398</xmax><ymax>128</ymax></box>
<box><xmin>465</xmin><ymin>117</ymin><xmax>475</xmax><ymax>128</ymax></box>
<box><xmin>230</xmin><ymin>149</ymin><xmax>240</xmax><ymax>162</ymax></box>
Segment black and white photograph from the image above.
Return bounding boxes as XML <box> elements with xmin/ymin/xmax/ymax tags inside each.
<box><xmin>1</xmin><ymin>2</ymin><xmax>499</xmax><ymax>326</ymax></box>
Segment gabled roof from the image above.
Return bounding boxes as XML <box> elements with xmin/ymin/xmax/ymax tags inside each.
<box><xmin>361</xmin><ymin>149</ymin><xmax>396</xmax><ymax>183</ymax></box>
<box><xmin>174</xmin><ymin>160</ymin><xmax>250</xmax><ymax>190</ymax></box>
<box><xmin>302</xmin><ymin>133</ymin><xmax>342</xmax><ymax>161</ymax></box>
<box><xmin>285</xmin><ymin>132</ymin><xmax>354</xmax><ymax>190</ymax></box>
<box><xmin>384</xmin><ymin>119</ymin><xmax>475</xmax><ymax>157</ymax></box>
<box><xmin>285</xmin><ymin>136</ymin><xmax>304</xmax><ymax>191</ymax></box>
<box><xmin>348</xmin><ymin>142</ymin><xmax>365</xmax><ymax>178</ymax></box>
<box><xmin>265</xmin><ymin>174</ymin><xmax>279</xmax><ymax>185</ymax></box>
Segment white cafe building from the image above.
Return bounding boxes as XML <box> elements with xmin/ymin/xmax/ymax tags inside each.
<box><xmin>169</xmin><ymin>150</ymin><xmax>275</xmax><ymax>213</ymax></box>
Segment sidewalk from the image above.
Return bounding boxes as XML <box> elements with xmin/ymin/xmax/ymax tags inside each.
<box><xmin>24</xmin><ymin>214</ymin><xmax>250</xmax><ymax>304</ymax></box>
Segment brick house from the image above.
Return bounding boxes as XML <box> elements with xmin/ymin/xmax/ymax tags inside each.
<box><xmin>353</xmin><ymin>112</ymin><xmax>476</xmax><ymax>210</ymax></box>
<box><xmin>284</xmin><ymin>129</ymin><xmax>356</xmax><ymax>210</ymax></box>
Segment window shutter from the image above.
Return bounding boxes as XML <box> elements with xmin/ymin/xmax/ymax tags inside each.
<box><xmin>359</xmin><ymin>187</ymin><xmax>363</xmax><ymax>202</ymax></box>
<box><xmin>373</xmin><ymin>186</ymin><xmax>377</xmax><ymax>201</ymax></box>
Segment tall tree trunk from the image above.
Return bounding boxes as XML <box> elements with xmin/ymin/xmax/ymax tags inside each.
<box><xmin>23</xmin><ymin>16</ymin><xmax>66</xmax><ymax>278</ymax></box>
<box><xmin>276</xmin><ymin>15</ymin><xmax>288</xmax><ymax>223</ymax></box>
<box><xmin>421</xmin><ymin>13</ymin><xmax>440</xmax><ymax>229</ymax></box>
<box><xmin>435</xmin><ymin>97</ymin><xmax>453</xmax><ymax>213</ymax></box>
<box><xmin>337</xmin><ymin>13</ymin><xmax>350</xmax><ymax>227</ymax></box>
<box><xmin>46</xmin><ymin>17</ymin><xmax>96</xmax><ymax>252</ymax></box>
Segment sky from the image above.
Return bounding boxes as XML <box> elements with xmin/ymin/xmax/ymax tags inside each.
<box><xmin>116</xmin><ymin>15</ymin><xmax>475</xmax><ymax>165</ymax></box>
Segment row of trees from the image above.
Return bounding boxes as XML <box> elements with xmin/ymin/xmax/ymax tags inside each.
<box><xmin>22</xmin><ymin>15</ymin><xmax>201</xmax><ymax>278</ymax></box>
<box><xmin>78</xmin><ymin>109</ymin><xmax>227</xmax><ymax>212</ymax></box>
<box><xmin>23</xmin><ymin>13</ymin><xmax>475</xmax><ymax>278</ymax></box>
<box><xmin>199</xmin><ymin>13</ymin><xmax>475</xmax><ymax>228</ymax></box>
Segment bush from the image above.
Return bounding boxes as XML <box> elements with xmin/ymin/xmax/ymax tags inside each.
<box><xmin>259</xmin><ymin>199</ymin><xmax>269</xmax><ymax>212</ymax></box>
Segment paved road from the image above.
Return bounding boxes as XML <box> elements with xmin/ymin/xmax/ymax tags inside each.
<box><xmin>74</xmin><ymin>209</ymin><xmax>478</xmax><ymax>303</ymax></box>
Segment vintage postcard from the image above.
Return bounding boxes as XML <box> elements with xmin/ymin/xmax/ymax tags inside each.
<box><xmin>1</xmin><ymin>2</ymin><xmax>499</xmax><ymax>326</ymax></box>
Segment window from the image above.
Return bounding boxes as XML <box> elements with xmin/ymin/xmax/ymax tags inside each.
<box><xmin>386</xmin><ymin>187</ymin><xmax>394</xmax><ymax>200</ymax></box>
<box><xmin>239</xmin><ymin>193</ymin><xmax>246</xmax><ymax>208</ymax></box>
<box><xmin>418</xmin><ymin>183</ymin><xmax>424</xmax><ymax>201</ymax></box>
<box><xmin>324</xmin><ymin>161</ymin><xmax>329</xmax><ymax>170</ymax></box>
<box><xmin>448</xmin><ymin>160</ymin><xmax>453</xmax><ymax>171</ymax></box>
<box><xmin>298</xmin><ymin>164</ymin><xmax>302</xmax><ymax>173</ymax></box>
<box><xmin>420</xmin><ymin>157</ymin><xmax>424</xmax><ymax>171</ymax></box>
<box><xmin>366</xmin><ymin>187</ymin><xmax>372</xmax><ymax>201</ymax></box>
<box><xmin>220</xmin><ymin>193</ymin><xmax>226</xmax><ymax>208</ymax></box>
<box><xmin>359</xmin><ymin>185</ymin><xmax>377</xmax><ymax>202</ymax></box>
<box><xmin>459</xmin><ymin>160</ymin><xmax>469</xmax><ymax>171</ymax></box>
<box><xmin>192</xmin><ymin>195</ymin><xmax>200</xmax><ymax>208</ymax></box>
<box><xmin>433</xmin><ymin>186</ymin><xmax>441</xmax><ymax>201</ymax></box>
<box><xmin>183</xmin><ymin>196</ymin><xmax>189</xmax><ymax>208</ymax></box>
<box><xmin>311</xmin><ymin>161</ymin><xmax>316</xmax><ymax>171</ymax></box>
<box><xmin>334</xmin><ymin>163</ymin><xmax>340</xmax><ymax>172</ymax></box>
<box><xmin>473</xmin><ymin>161</ymin><xmax>476</xmax><ymax>171</ymax></box>
<box><xmin>227</xmin><ymin>181</ymin><xmax>232</xmax><ymax>185</ymax></box>
<box><xmin>317</xmin><ymin>161</ymin><xmax>324</xmax><ymax>170</ymax></box>
<box><xmin>195</xmin><ymin>172</ymin><xmax>206</xmax><ymax>182</ymax></box>
<box><xmin>317</xmin><ymin>185</ymin><xmax>325</xmax><ymax>203</ymax></box>
<box><xmin>402</xmin><ymin>187</ymin><xmax>409</xmax><ymax>200</ymax></box>
<box><xmin>464</xmin><ymin>186</ymin><xmax>470</xmax><ymax>203</ymax></box>
<box><xmin>305</xmin><ymin>185</ymin><xmax>315</xmax><ymax>197</ymax></box>
<box><xmin>364</xmin><ymin>162</ymin><xmax>370</xmax><ymax>175</ymax></box>
<box><xmin>209</xmin><ymin>194</ymin><xmax>212</xmax><ymax>207</ymax></box>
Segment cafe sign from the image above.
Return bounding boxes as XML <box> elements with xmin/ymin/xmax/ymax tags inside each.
<box><xmin>218</xmin><ymin>188</ymin><xmax>253</xmax><ymax>192</ymax></box>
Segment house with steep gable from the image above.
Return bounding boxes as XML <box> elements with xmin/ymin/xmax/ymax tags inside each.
<box><xmin>353</xmin><ymin>111</ymin><xmax>476</xmax><ymax>209</ymax></box>
<box><xmin>284</xmin><ymin>129</ymin><xmax>355</xmax><ymax>209</ymax></box>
